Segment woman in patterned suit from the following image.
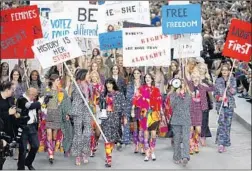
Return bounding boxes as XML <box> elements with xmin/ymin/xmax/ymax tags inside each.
<box><xmin>185</xmin><ymin>68</ymin><xmax>214</xmax><ymax>155</ymax></box>
<box><xmin>100</xmin><ymin>78</ymin><xmax>127</xmax><ymax>167</ymax></box>
<box><xmin>69</xmin><ymin>69</ymin><xmax>92</xmax><ymax>165</ymax></box>
<box><xmin>132</xmin><ymin>74</ymin><xmax>162</xmax><ymax>162</ymax></box>
<box><xmin>170</xmin><ymin>79</ymin><xmax>191</xmax><ymax>166</ymax></box>
<box><xmin>214</xmin><ymin>64</ymin><xmax>236</xmax><ymax>153</ymax></box>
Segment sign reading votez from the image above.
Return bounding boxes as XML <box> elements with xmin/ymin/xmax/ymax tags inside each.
<box><xmin>32</xmin><ymin>36</ymin><xmax>83</xmax><ymax>69</ymax></box>
<box><xmin>162</xmin><ymin>4</ymin><xmax>201</xmax><ymax>34</ymax></box>
<box><xmin>0</xmin><ymin>5</ymin><xmax>43</xmax><ymax>59</ymax></box>
<box><xmin>63</xmin><ymin>3</ymin><xmax>99</xmax><ymax>38</ymax></box>
<box><xmin>123</xmin><ymin>27</ymin><xmax>171</xmax><ymax>67</ymax></box>
<box><xmin>222</xmin><ymin>19</ymin><xmax>251</xmax><ymax>62</ymax></box>
<box><xmin>99</xmin><ymin>31</ymin><xmax>122</xmax><ymax>51</ymax></box>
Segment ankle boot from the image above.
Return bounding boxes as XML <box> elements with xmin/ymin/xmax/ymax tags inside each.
<box><xmin>104</xmin><ymin>142</ymin><xmax>112</xmax><ymax>167</ymax></box>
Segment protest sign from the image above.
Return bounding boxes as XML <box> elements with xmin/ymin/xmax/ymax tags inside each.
<box><xmin>63</xmin><ymin>3</ymin><xmax>99</xmax><ymax>38</ymax></box>
<box><xmin>222</xmin><ymin>19</ymin><xmax>251</xmax><ymax>62</ymax></box>
<box><xmin>172</xmin><ymin>33</ymin><xmax>202</xmax><ymax>58</ymax></box>
<box><xmin>99</xmin><ymin>31</ymin><xmax>122</xmax><ymax>51</ymax></box>
<box><xmin>98</xmin><ymin>1</ymin><xmax>150</xmax><ymax>33</ymax></box>
<box><xmin>32</xmin><ymin>36</ymin><xmax>83</xmax><ymax>69</ymax></box>
<box><xmin>0</xmin><ymin>5</ymin><xmax>43</xmax><ymax>59</ymax></box>
<box><xmin>123</xmin><ymin>21</ymin><xmax>153</xmax><ymax>28</ymax></box>
<box><xmin>49</xmin><ymin>12</ymin><xmax>72</xmax><ymax>39</ymax></box>
<box><xmin>162</xmin><ymin>4</ymin><xmax>201</xmax><ymax>34</ymax></box>
<box><xmin>169</xmin><ymin>1</ymin><xmax>189</xmax><ymax>5</ymax></box>
<box><xmin>123</xmin><ymin>27</ymin><xmax>171</xmax><ymax>67</ymax></box>
<box><xmin>30</xmin><ymin>1</ymin><xmax>64</xmax><ymax>19</ymax></box>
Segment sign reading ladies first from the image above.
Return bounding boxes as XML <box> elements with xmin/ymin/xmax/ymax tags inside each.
<box><xmin>162</xmin><ymin>4</ymin><xmax>201</xmax><ymax>34</ymax></box>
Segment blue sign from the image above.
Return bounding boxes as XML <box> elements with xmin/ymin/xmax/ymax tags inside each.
<box><xmin>162</xmin><ymin>4</ymin><xmax>201</xmax><ymax>34</ymax></box>
<box><xmin>99</xmin><ymin>31</ymin><xmax>122</xmax><ymax>51</ymax></box>
<box><xmin>98</xmin><ymin>0</ymin><xmax>105</xmax><ymax>5</ymax></box>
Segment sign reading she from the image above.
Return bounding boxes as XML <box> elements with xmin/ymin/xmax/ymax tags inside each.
<box><xmin>162</xmin><ymin>4</ymin><xmax>201</xmax><ymax>34</ymax></box>
<box><xmin>222</xmin><ymin>19</ymin><xmax>251</xmax><ymax>62</ymax></box>
<box><xmin>32</xmin><ymin>36</ymin><xmax>83</xmax><ymax>69</ymax></box>
<box><xmin>0</xmin><ymin>5</ymin><xmax>43</xmax><ymax>59</ymax></box>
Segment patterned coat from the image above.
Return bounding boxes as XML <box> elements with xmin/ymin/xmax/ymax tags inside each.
<box><xmin>214</xmin><ymin>76</ymin><xmax>237</xmax><ymax>111</ymax></box>
<box><xmin>170</xmin><ymin>92</ymin><xmax>191</xmax><ymax>126</ymax></box>
<box><xmin>116</xmin><ymin>76</ymin><xmax>127</xmax><ymax>97</ymax></box>
<box><xmin>100</xmin><ymin>91</ymin><xmax>126</xmax><ymax>142</ymax></box>
<box><xmin>59</xmin><ymin>90</ymin><xmax>73</xmax><ymax>152</ymax></box>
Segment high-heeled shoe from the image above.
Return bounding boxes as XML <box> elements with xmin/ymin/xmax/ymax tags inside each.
<box><xmin>82</xmin><ymin>154</ymin><xmax>89</xmax><ymax>164</ymax></box>
<box><xmin>134</xmin><ymin>145</ymin><xmax>139</xmax><ymax>154</ymax></box>
<box><xmin>49</xmin><ymin>158</ymin><xmax>54</xmax><ymax>165</ymax></box>
<box><xmin>151</xmin><ymin>153</ymin><xmax>156</xmax><ymax>161</ymax></box>
<box><xmin>75</xmin><ymin>157</ymin><xmax>81</xmax><ymax>166</ymax></box>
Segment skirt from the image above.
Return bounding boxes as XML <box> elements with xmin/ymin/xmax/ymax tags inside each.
<box><xmin>46</xmin><ymin>109</ymin><xmax>61</xmax><ymax>129</ymax></box>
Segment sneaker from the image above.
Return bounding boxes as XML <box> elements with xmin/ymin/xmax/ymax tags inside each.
<box><xmin>182</xmin><ymin>158</ymin><xmax>188</xmax><ymax>167</ymax></box>
<box><xmin>75</xmin><ymin>157</ymin><xmax>81</xmax><ymax>166</ymax></box>
<box><xmin>151</xmin><ymin>153</ymin><xmax>156</xmax><ymax>161</ymax></box>
<box><xmin>218</xmin><ymin>145</ymin><xmax>224</xmax><ymax>153</ymax></box>
<box><xmin>144</xmin><ymin>155</ymin><xmax>149</xmax><ymax>162</ymax></box>
<box><xmin>82</xmin><ymin>154</ymin><xmax>89</xmax><ymax>164</ymax></box>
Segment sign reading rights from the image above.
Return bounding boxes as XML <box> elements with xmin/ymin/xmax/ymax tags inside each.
<box><xmin>64</xmin><ymin>3</ymin><xmax>99</xmax><ymax>38</ymax></box>
<box><xmin>99</xmin><ymin>31</ymin><xmax>122</xmax><ymax>50</ymax></box>
<box><xmin>32</xmin><ymin>36</ymin><xmax>83</xmax><ymax>69</ymax></box>
<box><xmin>222</xmin><ymin>19</ymin><xmax>251</xmax><ymax>62</ymax></box>
<box><xmin>162</xmin><ymin>4</ymin><xmax>201</xmax><ymax>34</ymax></box>
<box><xmin>0</xmin><ymin>5</ymin><xmax>43</xmax><ymax>59</ymax></box>
<box><xmin>123</xmin><ymin>27</ymin><xmax>171</xmax><ymax>67</ymax></box>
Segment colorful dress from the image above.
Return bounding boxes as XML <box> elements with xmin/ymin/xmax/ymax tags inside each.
<box><xmin>133</xmin><ymin>85</ymin><xmax>162</xmax><ymax>131</ymax></box>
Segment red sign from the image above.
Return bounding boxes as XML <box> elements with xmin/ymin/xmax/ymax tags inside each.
<box><xmin>0</xmin><ymin>5</ymin><xmax>43</xmax><ymax>59</ymax></box>
<box><xmin>222</xmin><ymin>19</ymin><xmax>251</xmax><ymax>62</ymax></box>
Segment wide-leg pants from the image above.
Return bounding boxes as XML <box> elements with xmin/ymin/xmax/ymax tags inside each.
<box><xmin>172</xmin><ymin>125</ymin><xmax>190</xmax><ymax>161</ymax></box>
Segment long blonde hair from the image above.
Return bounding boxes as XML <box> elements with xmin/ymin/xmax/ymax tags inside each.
<box><xmin>89</xmin><ymin>70</ymin><xmax>101</xmax><ymax>84</ymax></box>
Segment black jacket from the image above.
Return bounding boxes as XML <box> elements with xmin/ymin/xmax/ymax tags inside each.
<box><xmin>16</xmin><ymin>96</ymin><xmax>41</xmax><ymax>129</ymax></box>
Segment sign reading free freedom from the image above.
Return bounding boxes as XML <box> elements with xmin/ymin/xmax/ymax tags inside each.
<box><xmin>162</xmin><ymin>4</ymin><xmax>201</xmax><ymax>34</ymax></box>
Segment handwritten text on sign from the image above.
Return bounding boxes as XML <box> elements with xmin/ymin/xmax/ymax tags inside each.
<box><xmin>123</xmin><ymin>27</ymin><xmax>171</xmax><ymax>67</ymax></box>
<box><xmin>64</xmin><ymin>4</ymin><xmax>99</xmax><ymax>38</ymax></box>
<box><xmin>32</xmin><ymin>36</ymin><xmax>83</xmax><ymax>69</ymax></box>
<box><xmin>222</xmin><ymin>19</ymin><xmax>251</xmax><ymax>62</ymax></box>
<box><xmin>99</xmin><ymin>31</ymin><xmax>122</xmax><ymax>50</ymax></box>
<box><xmin>98</xmin><ymin>1</ymin><xmax>150</xmax><ymax>33</ymax></box>
<box><xmin>162</xmin><ymin>4</ymin><xmax>201</xmax><ymax>34</ymax></box>
<box><xmin>0</xmin><ymin>5</ymin><xmax>43</xmax><ymax>59</ymax></box>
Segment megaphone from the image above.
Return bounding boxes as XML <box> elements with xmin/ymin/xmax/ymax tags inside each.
<box><xmin>98</xmin><ymin>98</ymin><xmax>108</xmax><ymax>120</ymax></box>
<box><xmin>98</xmin><ymin>109</ymin><xmax>108</xmax><ymax>120</ymax></box>
<box><xmin>170</xmin><ymin>78</ymin><xmax>182</xmax><ymax>89</ymax></box>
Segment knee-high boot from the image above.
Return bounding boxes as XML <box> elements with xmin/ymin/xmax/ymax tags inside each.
<box><xmin>189</xmin><ymin>131</ymin><xmax>194</xmax><ymax>155</ymax></box>
<box><xmin>138</xmin><ymin>130</ymin><xmax>144</xmax><ymax>154</ymax></box>
<box><xmin>55</xmin><ymin>131</ymin><xmax>62</xmax><ymax>152</ymax></box>
<box><xmin>194</xmin><ymin>131</ymin><xmax>200</xmax><ymax>153</ymax></box>
<box><xmin>133</xmin><ymin>130</ymin><xmax>139</xmax><ymax>153</ymax></box>
<box><xmin>104</xmin><ymin>142</ymin><xmax>112</xmax><ymax>167</ymax></box>
<box><xmin>90</xmin><ymin>135</ymin><xmax>96</xmax><ymax>157</ymax></box>
<box><xmin>150</xmin><ymin>137</ymin><xmax>157</xmax><ymax>161</ymax></box>
<box><xmin>143</xmin><ymin>138</ymin><xmax>150</xmax><ymax>161</ymax></box>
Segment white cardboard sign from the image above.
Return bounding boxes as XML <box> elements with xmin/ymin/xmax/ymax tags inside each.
<box><xmin>123</xmin><ymin>27</ymin><xmax>171</xmax><ymax>67</ymax></box>
<box><xmin>172</xmin><ymin>33</ymin><xmax>202</xmax><ymax>58</ymax></box>
<box><xmin>32</xmin><ymin>36</ymin><xmax>83</xmax><ymax>69</ymax></box>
